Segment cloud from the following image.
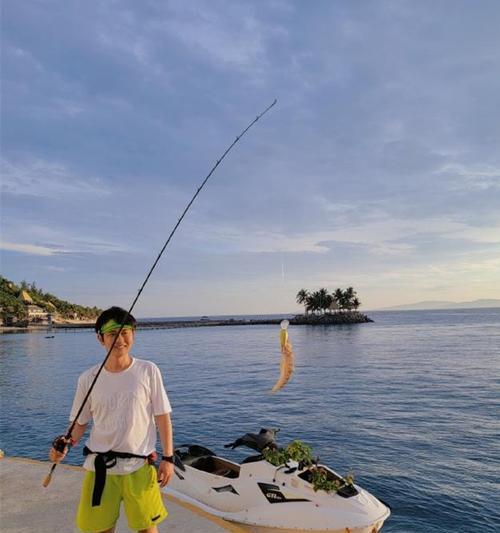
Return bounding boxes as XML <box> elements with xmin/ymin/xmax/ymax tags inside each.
<box><xmin>46</xmin><ymin>265</ymin><xmax>66</xmax><ymax>272</ymax></box>
<box><xmin>2</xmin><ymin>1</ymin><xmax>500</xmax><ymax>311</ymax></box>
<box><xmin>1</xmin><ymin>242</ymin><xmax>60</xmax><ymax>256</ymax></box>
<box><xmin>436</xmin><ymin>163</ymin><xmax>500</xmax><ymax>191</ymax></box>
<box><xmin>193</xmin><ymin>212</ymin><xmax>500</xmax><ymax>257</ymax></box>
<box><xmin>0</xmin><ymin>229</ymin><xmax>132</xmax><ymax>257</ymax></box>
<box><xmin>0</xmin><ymin>239</ymin><xmax>129</xmax><ymax>256</ymax></box>
<box><xmin>1</xmin><ymin>158</ymin><xmax>109</xmax><ymax>198</ymax></box>
<box><xmin>0</xmin><ymin>239</ymin><xmax>131</xmax><ymax>256</ymax></box>
<box><xmin>163</xmin><ymin>3</ymin><xmax>268</xmax><ymax>71</ymax></box>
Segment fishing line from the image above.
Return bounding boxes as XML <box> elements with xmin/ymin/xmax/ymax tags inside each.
<box><xmin>43</xmin><ymin>98</ymin><xmax>277</xmax><ymax>487</ymax></box>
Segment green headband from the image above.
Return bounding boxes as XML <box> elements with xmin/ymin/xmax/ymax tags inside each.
<box><xmin>100</xmin><ymin>319</ymin><xmax>135</xmax><ymax>335</ymax></box>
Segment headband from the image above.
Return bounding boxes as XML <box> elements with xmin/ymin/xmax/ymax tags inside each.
<box><xmin>100</xmin><ymin>319</ymin><xmax>135</xmax><ymax>335</ymax></box>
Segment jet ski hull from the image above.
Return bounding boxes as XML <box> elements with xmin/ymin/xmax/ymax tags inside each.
<box><xmin>163</xmin><ymin>455</ymin><xmax>390</xmax><ymax>532</ymax></box>
<box><xmin>164</xmin><ymin>432</ymin><xmax>390</xmax><ymax>532</ymax></box>
<box><xmin>166</xmin><ymin>486</ymin><xmax>389</xmax><ymax>532</ymax></box>
<box><xmin>231</xmin><ymin>525</ymin><xmax>387</xmax><ymax>533</ymax></box>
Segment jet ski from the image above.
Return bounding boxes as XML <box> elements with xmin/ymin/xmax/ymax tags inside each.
<box><xmin>163</xmin><ymin>429</ymin><xmax>390</xmax><ymax>532</ymax></box>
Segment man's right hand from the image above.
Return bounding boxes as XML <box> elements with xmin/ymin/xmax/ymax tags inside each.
<box><xmin>49</xmin><ymin>436</ymin><xmax>70</xmax><ymax>463</ymax></box>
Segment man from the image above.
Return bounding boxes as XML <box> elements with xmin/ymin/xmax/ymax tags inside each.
<box><xmin>50</xmin><ymin>306</ymin><xmax>173</xmax><ymax>533</ymax></box>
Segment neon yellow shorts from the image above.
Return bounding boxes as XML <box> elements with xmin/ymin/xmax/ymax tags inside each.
<box><xmin>76</xmin><ymin>463</ymin><xmax>168</xmax><ymax>532</ymax></box>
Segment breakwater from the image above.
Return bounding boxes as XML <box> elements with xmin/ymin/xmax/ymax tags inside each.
<box><xmin>47</xmin><ymin>312</ymin><xmax>373</xmax><ymax>330</ymax></box>
<box><xmin>292</xmin><ymin>311</ymin><xmax>373</xmax><ymax>325</ymax></box>
<box><xmin>1</xmin><ymin>312</ymin><xmax>373</xmax><ymax>333</ymax></box>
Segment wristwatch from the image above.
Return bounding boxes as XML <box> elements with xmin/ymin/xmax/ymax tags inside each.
<box><xmin>161</xmin><ymin>455</ymin><xmax>174</xmax><ymax>463</ymax></box>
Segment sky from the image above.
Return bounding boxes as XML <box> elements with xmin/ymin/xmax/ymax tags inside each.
<box><xmin>1</xmin><ymin>0</ymin><xmax>500</xmax><ymax>317</ymax></box>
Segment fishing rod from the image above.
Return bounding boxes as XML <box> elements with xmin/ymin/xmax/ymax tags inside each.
<box><xmin>43</xmin><ymin>98</ymin><xmax>277</xmax><ymax>487</ymax></box>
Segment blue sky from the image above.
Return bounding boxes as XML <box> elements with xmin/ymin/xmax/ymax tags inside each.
<box><xmin>2</xmin><ymin>0</ymin><xmax>500</xmax><ymax>316</ymax></box>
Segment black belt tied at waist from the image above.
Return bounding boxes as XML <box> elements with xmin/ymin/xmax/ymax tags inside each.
<box><xmin>83</xmin><ymin>446</ymin><xmax>149</xmax><ymax>506</ymax></box>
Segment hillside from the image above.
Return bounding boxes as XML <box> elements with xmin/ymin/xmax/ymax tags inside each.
<box><xmin>0</xmin><ymin>276</ymin><xmax>101</xmax><ymax>325</ymax></box>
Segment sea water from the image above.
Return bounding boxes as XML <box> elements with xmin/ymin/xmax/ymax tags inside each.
<box><xmin>1</xmin><ymin>308</ymin><xmax>499</xmax><ymax>532</ymax></box>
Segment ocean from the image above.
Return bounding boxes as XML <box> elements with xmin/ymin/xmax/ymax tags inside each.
<box><xmin>1</xmin><ymin>308</ymin><xmax>499</xmax><ymax>532</ymax></box>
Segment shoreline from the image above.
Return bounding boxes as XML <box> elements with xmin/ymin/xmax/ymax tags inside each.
<box><xmin>0</xmin><ymin>312</ymin><xmax>373</xmax><ymax>333</ymax></box>
<box><xmin>0</xmin><ymin>456</ymin><xmax>238</xmax><ymax>533</ymax></box>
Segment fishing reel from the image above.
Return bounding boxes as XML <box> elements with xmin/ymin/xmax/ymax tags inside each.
<box><xmin>52</xmin><ymin>434</ymin><xmax>73</xmax><ymax>454</ymax></box>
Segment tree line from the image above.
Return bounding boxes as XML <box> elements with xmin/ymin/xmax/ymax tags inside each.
<box><xmin>296</xmin><ymin>287</ymin><xmax>361</xmax><ymax>315</ymax></box>
<box><xmin>0</xmin><ymin>276</ymin><xmax>101</xmax><ymax>322</ymax></box>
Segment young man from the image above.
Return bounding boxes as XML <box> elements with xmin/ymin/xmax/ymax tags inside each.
<box><xmin>49</xmin><ymin>306</ymin><xmax>174</xmax><ymax>533</ymax></box>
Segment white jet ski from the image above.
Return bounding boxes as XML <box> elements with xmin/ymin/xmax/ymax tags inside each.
<box><xmin>163</xmin><ymin>429</ymin><xmax>390</xmax><ymax>533</ymax></box>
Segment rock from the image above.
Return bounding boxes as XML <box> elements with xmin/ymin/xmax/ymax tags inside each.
<box><xmin>290</xmin><ymin>312</ymin><xmax>373</xmax><ymax>325</ymax></box>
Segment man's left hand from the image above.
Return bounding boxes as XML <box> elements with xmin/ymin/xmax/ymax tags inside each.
<box><xmin>158</xmin><ymin>460</ymin><xmax>174</xmax><ymax>488</ymax></box>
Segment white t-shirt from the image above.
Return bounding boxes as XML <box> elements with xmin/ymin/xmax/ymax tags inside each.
<box><xmin>70</xmin><ymin>357</ymin><xmax>172</xmax><ymax>474</ymax></box>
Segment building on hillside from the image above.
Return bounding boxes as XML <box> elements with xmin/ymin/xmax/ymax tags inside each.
<box><xmin>27</xmin><ymin>305</ymin><xmax>48</xmax><ymax>322</ymax></box>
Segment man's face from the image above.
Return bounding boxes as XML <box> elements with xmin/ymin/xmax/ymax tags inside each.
<box><xmin>98</xmin><ymin>327</ymin><xmax>135</xmax><ymax>357</ymax></box>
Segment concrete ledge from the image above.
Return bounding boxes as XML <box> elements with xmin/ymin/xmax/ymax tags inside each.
<box><xmin>0</xmin><ymin>456</ymin><xmax>245</xmax><ymax>532</ymax></box>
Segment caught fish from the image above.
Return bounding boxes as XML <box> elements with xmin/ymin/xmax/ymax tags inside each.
<box><xmin>271</xmin><ymin>320</ymin><xmax>295</xmax><ymax>393</ymax></box>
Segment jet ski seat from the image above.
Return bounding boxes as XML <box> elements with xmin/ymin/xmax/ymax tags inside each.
<box><xmin>175</xmin><ymin>444</ymin><xmax>216</xmax><ymax>466</ymax></box>
<box><xmin>175</xmin><ymin>445</ymin><xmax>239</xmax><ymax>477</ymax></box>
<box><xmin>190</xmin><ymin>456</ymin><xmax>240</xmax><ymax>478</ymax></box>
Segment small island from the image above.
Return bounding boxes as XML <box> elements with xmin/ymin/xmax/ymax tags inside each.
<box><xmin>291</xmin><ymin>287</ymin><xmax>373</xmax><ymax>325</ymax></box>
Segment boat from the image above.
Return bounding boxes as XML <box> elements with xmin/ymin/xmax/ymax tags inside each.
<box><xmin>163</xmin><ymin>429</ymin><xmax>390</xmax><ymax>532</ymax></box>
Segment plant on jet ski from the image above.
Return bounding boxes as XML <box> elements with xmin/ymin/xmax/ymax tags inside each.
<box><xmin>262</xmin><ymin>439</ymin><xmax>356</xmax><ymax>494</ymax></box>
<box><xmin>261</xmin><ymin>439</ymin><xmax>314</xmax><ymax>467</ymax></box>
<box><xmin>310</xmin><ymin>466</ymin><xmax>355</xmax><ymax>494</ymax></box>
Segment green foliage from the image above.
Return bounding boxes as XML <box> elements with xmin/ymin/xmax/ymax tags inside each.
<box><xmin>262</xmin><ymin>439</ymin><xmax>355</xmax><ymax>494</ymax></box>
<box><xmin>0</xmin><ymin>276</ymin><xmax>101</xmax><ymax>323</ymax></box>
<box><xmin>310</xmin><ymin>467</ymin><xmax>354</xmax><ymax>492</ymax></box>
<box><xmin>297</xmin><ymin>286</ymin><xmax>361</xmax><ymax>315</ymax></box>
<box><xmin>261</xmin><ymin>447</ymin><xmax>289</xmax><ymax>467</ymax></box>
<box><xmin>284</xmin><ymin>440</ymin><xmax>314</xmax><ymax>464</ymax></box>
<box><xmin>311</xmin><ymin>467</ymin><xmax>342</xmax><ymax>492</ymax></box>
<box><xmin>0</xmin><ymin>277</ymin><xmax>27</xmax><ymax>320</ymax></box>
<box><xmin>263</xmin><ymin>440</ymin><xmax>313</xmax><ymax>467</ymax></box>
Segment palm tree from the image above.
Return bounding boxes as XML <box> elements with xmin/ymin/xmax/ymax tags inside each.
<box><xmin>333</xmin><ymin>288</ymin><xmax>344</xmax><ymax>311</ymax></box>
<box><xmin>306</xmin><ymin>298</ymin><xmax>315</xmax><ymax>315</ymax></box>
<box><xmin>296</xmin><ymin>289</ymin><xmax>310</xmax><ymax>315</ymax></box>
<box><xmin>344</xmin><ymin>287</ymin><xmax>356</xmax><ymax>311</ymax></box>
<box><xmin>317</xmin><ymin>288</ymin><xmax>330</xmax><ymax>315</ymax></box>
<box><xmin>297</xmin><ymin>286</ymin><xmax>361</xmax><ymax>316</ymax></box>
<box><xmin>306</xmin><ymin>293</ymin><xmax>318</xmax><ymax>315</ymax></box>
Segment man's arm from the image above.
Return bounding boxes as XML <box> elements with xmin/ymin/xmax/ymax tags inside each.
<box><xmin>155</xmin><ymin>413</ymin><xmax>173</xmax><ymax>487</ymax></box>
<box><xmin>70</xmin><ymin>421</ymin><xmax>88</xmax><ymax>445</ymax></box>
<box><xmin>48</xmin><ymin>422</ymin><xmax>88</xmax><ymax>463</ymax></box>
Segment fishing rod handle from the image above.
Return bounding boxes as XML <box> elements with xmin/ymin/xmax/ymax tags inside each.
<box><xmin>42</xmin><ymin>436</ymin><xmax>71</xmax><ymax>487</ymax></box>
<box><xmin>42</xmin><ymin>463</ymin><xmax>57</xmax><ymax>487</ymax></box>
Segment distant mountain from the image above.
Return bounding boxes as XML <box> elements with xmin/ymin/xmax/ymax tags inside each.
<box><xmin>382</xmin><ymin>299</ymin><xmax>500</xmax><ymax>311</ymax></box>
